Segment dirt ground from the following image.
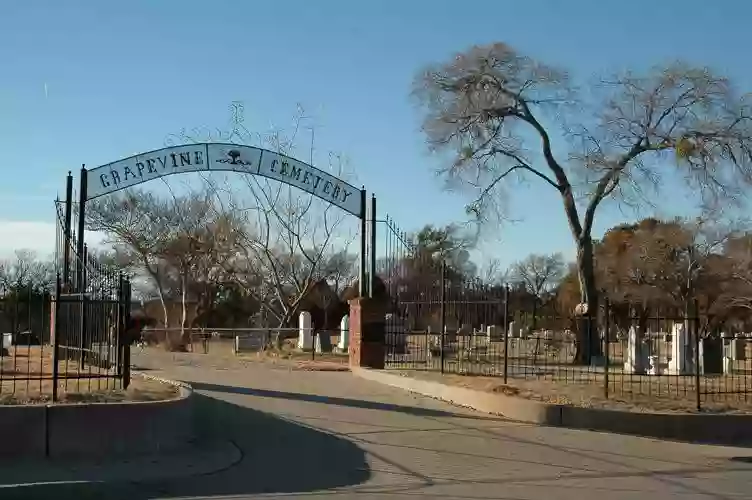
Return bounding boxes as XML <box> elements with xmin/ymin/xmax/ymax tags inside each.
<box><xmin>0</xmin><ymin>345</ymin><xmax>180</xmax><ymax>405</ymax></box>
<box><xmin>394</xmin><ymin>369</ymin><xmax>752</xmax><ymax>414</ymax></box>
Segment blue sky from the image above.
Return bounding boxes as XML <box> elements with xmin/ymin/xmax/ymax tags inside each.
<box><xmin>1</xmin><ymin>0</ymin><xmax>750</xmax><ymax>268</ymax></box>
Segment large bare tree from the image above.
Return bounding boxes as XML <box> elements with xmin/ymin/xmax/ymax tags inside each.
<box><xmin>413</xmin><ymin>42</ymin><xmax>752</xmax><ymax>362</ymax></box>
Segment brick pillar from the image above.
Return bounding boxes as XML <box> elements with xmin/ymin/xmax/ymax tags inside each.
<box><xmin>348</xmin><ymin>297</ymin><xmax>386</xmax><ymax>369</ymax></box>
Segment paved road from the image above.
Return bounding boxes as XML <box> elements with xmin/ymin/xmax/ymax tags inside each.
<box><xmin>11</xmin><ymin>350</ymin><xmax>752</xmax><ymax>499</ymax></box>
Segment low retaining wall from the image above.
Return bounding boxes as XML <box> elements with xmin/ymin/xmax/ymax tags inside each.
<box><xmin>0</xmin><ymin>374</ymin><xmax>194</xmax><ymax>460</ymax></box>
<box><xmin>352</xmin><ymin>368</ymin><xmax>752</xmax><ymax>445</ymax></box>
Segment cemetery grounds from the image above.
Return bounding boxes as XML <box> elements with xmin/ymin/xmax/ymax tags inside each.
<box><xmin>385</xmin><ymin>329</ymin><xmax>752</xmax><ymax>414</ymax></box>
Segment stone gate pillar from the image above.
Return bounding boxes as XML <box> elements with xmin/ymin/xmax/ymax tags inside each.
<box><xmin>348</xmin><ymin>297</ymin><xmax>385</xmax><ymax>369</ymax></box>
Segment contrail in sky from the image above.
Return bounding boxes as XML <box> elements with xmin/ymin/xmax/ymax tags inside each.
<box><xmin>44</xmin><ymin>83</ymin><xmax>48</xmax><ymax>99</ymax></box>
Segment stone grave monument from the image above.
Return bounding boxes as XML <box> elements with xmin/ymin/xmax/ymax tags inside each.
<box><xmin>668</xmin><ymin>322</ymin><xmax>693</xmax><ymax>375</ymax></box>
<box><xmin>624</xmin><ymin>325</ymin><xmax>648</xmax><ymax>374</ymax></box>
<box><xmin>298</xmin><ymin>311</ymin><xmax>313</xmax><ymax>351</ymax></box>
<box><xmin>337</xmin><ymin>315</ymin><xmax>349</xmax><ymax>351</ymax></box>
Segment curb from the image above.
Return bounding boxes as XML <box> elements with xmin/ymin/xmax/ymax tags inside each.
<box><xmin>134</xmin><ymin>370</ymin><xmax>194</xmax><ymax>398</ymax></box>
<box><xmin>0</xmin><ymin>373</ymin><xmax>196</xmax><ymax>460</ymax></box>
<box><xmin>352</xmin><ymin>368</ymin><xmax>752</xmax><ymax>445</ymax></box>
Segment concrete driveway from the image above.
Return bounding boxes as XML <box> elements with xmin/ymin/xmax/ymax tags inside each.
<box><xmin>8</xmin><ymin>349</ymin><xmax>752</xmax><ymax>499</ymax></box>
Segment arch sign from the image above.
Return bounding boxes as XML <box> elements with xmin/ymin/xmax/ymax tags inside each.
<box><xmin>86</xmin><ymin>143</ymin><xmax>363</xmax><ymax>218</ymax></box>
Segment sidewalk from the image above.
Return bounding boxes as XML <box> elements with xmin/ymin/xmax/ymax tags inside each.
<box><xmin>351</xmin><ymin>367</ymin><xmax>752</xmax><ymax>445</ymax></box>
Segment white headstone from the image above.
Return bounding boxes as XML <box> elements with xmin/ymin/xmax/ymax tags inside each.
<box><xmin>723</xmin><ymin>357</ymin><xmax>734</xmax><ymax>374</ymax></box>
<box><xmin>298</xmin><ymin>311</ymin><xmax>313</xmax><ymax>350</ymax></box>
<box><xmin>508</xmin><ymin>321</ymin><xmax>516</xmax><ymax>339</ymax></box>
<box><xmin>668</xmin><ymin>322</ymin><xmax>692</xmax><ymax>374</ymax></box>
<box><xmin>723</xmin><ymin>338</ymin><xmax>745</xmax><ymax>375</ymax></box>
<box><xmin>726</xmin><ymin>338</ymin><xmax>746</xmax><ymax>361</ymax></box>
<box><xmin>647</xmin><ymin>355</ymin><xmax>662</xmax><ymax>375</ymax></box>
<box><xmin>624</xmin><ymin>325</ymin><xmax>648</xmax><ymax>374</ymax></box>
<box><xmin>338</xmin><ymin>315</ymin><xmax>349</xmax><ymax>350</ymax></box>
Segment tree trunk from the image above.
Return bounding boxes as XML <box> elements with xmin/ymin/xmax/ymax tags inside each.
<box><xmin>180</xmin><ymin>274</ymin><xmax>188</xmax><ymax>348</ymax></box>
<box><xmin>156</xmin><ymin>288</ymin><xmax>169</xmax><ymax>331</ymax></box>
<box><xmin>573</xmin><ymin>236</ymin><xmax>603</xmax><ymax>364</ymax></box>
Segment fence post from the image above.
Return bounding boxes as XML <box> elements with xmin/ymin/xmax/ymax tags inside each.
<box><xmin>369</xmin><ymin>195</ymin><xmax>376</xmax><ymax>298</ymax></box>
<box><xmin>62</xmin><ymin>172</ymin><xmax>73</xmax><ymax>288</ymax></box>
<box><xmin>358</xmin><ymin>188</ymin><xmax>367</xmax><ymax>297</ymax></box>
<box><xmin>693</xmin><ymin>298</ymin><xmax>701</xmax><ymax>411</ymax></box>
<box><xmin>503</xmin><ymin>283</ymin><xmax>509</xmax><ymax>384</ymax></box>
<box><xmin>122</xmin><ymin>277</ymin><xmax>132</xmax><ymax>390</ymax></box>
<box><xmin>52</xmin><ymin>274</ymin><xmax>61</xmax><ymax>402</ymax></box>
<box><xmin>79</xmin><ymin>244</ymin><xmax>89</xmax><ymax>368</ymax></box>
<box><xmin>75</xmin><ymin>166</ymin><xmax>87</xmax><ymax>293</ymax></box>
<box><xmin>116</xmin><ymin>273</ymin><xmax>124</xmax><ymax>377</ymax></box>
<box><xmin>603</xmin><ymin>297</ymin><xmax>610</xmax><ymax>399</ymax></box>
<box><xmin>440</xmin><ymin>260</ymin><xmax>446</xmax><ymax>374</ymax></box>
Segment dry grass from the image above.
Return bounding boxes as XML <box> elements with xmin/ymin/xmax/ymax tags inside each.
<box><xmin>390</xmin><ymin>333</ymin><xmax>752</xmax><ymax>413</ymax></box>
<box><xmin>0</xmin><ymin>346</ymin><xmax>180</xmax><ymax>405</ymax></box>
<box><xmin>395</xmin><ymin>369</ymin><xmax>752</xmax><ymax>414</ymax></box>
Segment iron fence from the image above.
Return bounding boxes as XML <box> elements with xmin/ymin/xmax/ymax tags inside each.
<box><xmin>382</xmin><ymin>272</ymin><xmax>752</xmax><ymax>410</ymax></box>
<box><xmin>0</xmin><ymin>199</ymin><xmax>134</xmax><ymax>403</ymax></box>
<box><xmin>142</xmin><ymin>326</ymin><xmax>350</xmax><ymax>364</ymax></box>
<box><xmin>377</xmin><ymin>216</ymin><xmax>752</xmax><ymax>411</ymax></box>
<box><xmin>0</xmin><ymin>289</ymin><xmax>53</xmax><ymax>401</ymax></box>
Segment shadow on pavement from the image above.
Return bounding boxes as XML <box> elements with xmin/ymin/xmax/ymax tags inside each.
<box><xmin>3</xmin><ymin>393</ymin><xmax>371</xmax><ymax>500</ymax></box>
<box><xmin>190</xmin><ymin>380</ymin><xmax>497</xmax><ymax>420</ymax></box>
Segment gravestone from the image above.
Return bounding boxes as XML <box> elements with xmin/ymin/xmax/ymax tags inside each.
<box><xmin>486</xmin><ymin>325</ymin><xmax>501</xmax><ymax>342</ymax></box>
<box><xmin>298</xmin><ymin>311</ymin><xmax>313</xmax><ymax>351</ymax></box>
<box><xmin>623</xmin><ymin>326</ymin><xmax>648</xmax><ymax>374</ymax></box>
<box><xmin>337</xmin><ymin>315</ymin><xmax>349</xmax><ymax>351</ymax></box>
<box><xmin>235</xmin><ymin>334</ymin><xmax>264</xmax><ymax>354</ymax></box>
<box><xmin>668</xmin><ymin>323</ymin><xmax>693</xmax><ymax>374</ymax></box>
<box><xmin>723</xmin><ymin>337</ymin><xmax>746</xmax><ymax>374</ymax></box>
<box><xmin>726</xmin><ymin>337</ymin><xmax>746</xmax><ymax>360</ymax></box>
<box><xmin>315</xmin><ymin>331</ymin><xmax>333</xmax><ymax>353</ymax></box>
<box><xmin>508</xmin><ymin>321</ymin><xmax>517</xmax><ymax>339</ymax></box>
<box><xmin>699</xmin><ymin>337</ymin><xmax>723</xmax><ymax>374</ymax></box>
<box><xmin>445</xmin><ymin>325</ymin><xmax>457</xmax><ymax>344</ymax></box>
<box><xmin>647</xmin><ymin>355</ymin><xmax>662</xmax><ymax>375</ymax></box>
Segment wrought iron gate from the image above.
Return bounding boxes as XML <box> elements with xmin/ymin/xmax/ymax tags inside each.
<box><xmin>53</xmin><ymin>188</ymin><xmax>132</xmax><ymax>400</ymax></box>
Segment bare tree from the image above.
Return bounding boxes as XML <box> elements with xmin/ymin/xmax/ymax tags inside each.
<box><xmin>320</xmin><ymin>250</ymin><xmax>358</xmax><ymax>296</ymax></box>
<box><xmin>413</xmin><ymin>42</ymin><xmax>752</xmax><ymax>362</ymax></box>
<box><xmin>173</xmin><ymin>104</ymin><xmax>358</xmax><ymax>328</ymax></box>
<box><xmin>509</xmin><ymin>253</ymin><xmax>565</xmax><ymax>328</ymax></box>
<box><xmin>480</xmin><ymin>257</ymin><xmax>507</xmax><ymax>285</ymax></box>
<box><xmin>88</xmin><ymin>192</ymin><xmax>173</xmax><ymax>327</ymax></box>
<box><xmin>0</xmin><ymin>250</ymin><xmax>55</xmax><ymax>293</ymax></box>
<box><xmin>87</xmin><ymin>188</ymin><xmax>235</xmax><ymax>341</ymax></box>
